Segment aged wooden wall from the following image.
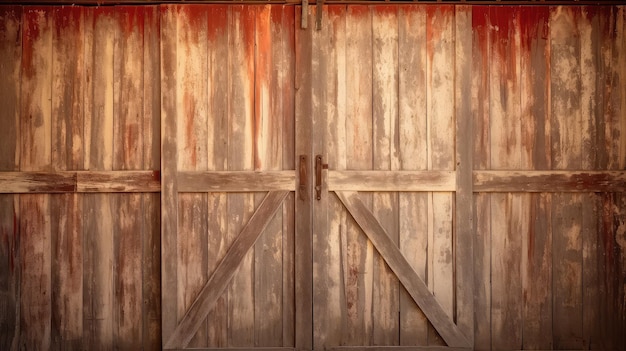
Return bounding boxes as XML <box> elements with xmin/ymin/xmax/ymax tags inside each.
<box><xmin>0</xmin><ymin>6</ymin><xmax>161</xmax><ymax>350</ymax></box>
<box><xmin>472</xmin><ymin>6</ymin><xmax>626</xmax><ymax>350</ymax></box>
<box><xmin>0</xmin><ymin>3</ymin><xmax>625</xmax><ymax>351</ymax></box>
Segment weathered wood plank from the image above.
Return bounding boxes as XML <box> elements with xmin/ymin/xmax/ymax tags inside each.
<box><xmin>336</xmin><ymin>191</ymin><xmax>470</xmax><ymax>348</ymax></box>
<box><xmin>160</xmin><ymin>4</ymin><xmax>180</xmax><ymax>345</ymax></box>
<box><xmin>112</xmin><ymin>7</ymin><xmax>148</xmax><ymax>349</ymax></box>
<box><xmin>174</xmin><ymin>5</ymin><xmax>210</xmax><ymax>347</ymax></box>
<box><xmin>473</xmin><ymin>170</ymin><xmax>626</xmax><ymax>192</ymax></box>
<box><xmin>165</xmin><ymin>191</ymin><xmax>289</xmax><ymax>349</ymax></box>
<box><xmin>470</xmin><ymin>7</ymin><xmax>491</xmax><ymax>348</ymax></box>
<box><xmin>372</xmin><ymin>5</ymin><xmax>399</xmax><ymax>346</ymax></box>
<box><xmin>426</xmin><ymin>6</ymin><xmax>455</xmax><ymax>345</ymax></box>
<box><xmin>254</xmin><ymin>6</ymin><xmax>286</xmax><ymax>346</ymax></box>
<box><xmin>49</xmin><ymin>7</ymin><xmax>84</xmax><ymax>350</ymax></box>
<box><xmin>397</xmin><ymin>5</ymin><xmax>429</xmax><ymax>345</ymax></box>
<box><xmin>84</xmin><ymin>8</ymin><xmax>117</xmax><ymax>349</ymax></box>
<box><xmin>329</xmin><ymin>347</ymin><xmax>470</xmax><ymax>351</ymax></box>
<box><xmin>344</xmin><ymin>5</ymin><xmax>374</xmax><ymax>345</ymax></box>
<box><xmin>227</xmin><ymin>5</ymin><xmax>256</xmax><ymax>347</ymax></box>
<box><xmin>454</xmin><ymin>5</ymin><xmax>474</xmax><ymax>346</ymax></box>
<box><xmin>488</xmin><ymin>6</ymin><xmax>523</xmax><ymax>350</ymax></box>
<box><xmin>20</xmin><ymin>7</ymin><xmax>53</xmax><ymax>350</ymax></box>
<box><xmin>0</xmin><ymin>10</ymin><xmax>19</xmax><ymax>335</ymax></box>
<box><xmin>519</xmin><ymin>6</ymin><xmax>552</xmax><ymax>350</ymax></box>
<box><xmin>312</xmin><ymin>5</ymin><xmax>343</xmax><ymax>349</ymax></box>
<box><xmin>178</xmin><ymin>171</ymin><xmax>294</xmax><ymax>192</ymax></box>
<box><xmin>579</xmin><ymin>8</ymin><xmax>601</xmax><ymax>349</ymax></box>
<box><xmin>205</xmin><ymin>5</ymin><xmax>229</xmax><ymax>347</ymax></box>
<box><xmin>294</xmin><ymin>4</ymin><xmax>313</xmax><ymax>350</ymax></box>
<box><xmin>279</xmin><ymin>6</ymin><xmax>296</xmax><ymax>347</ymax></box>
<box><xmin>328</xmin><ymin>171</ymin><xmax>455</xmax><ymax>192</ymax></box>
<box><xmin>551</xmin><ymin>6</ymin><xmax>584</xmax><ymax>349</ymax></box>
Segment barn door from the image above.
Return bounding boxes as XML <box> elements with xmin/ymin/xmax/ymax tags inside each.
<box><xmin>305</xmin><ymin>5</ymin><xmax>474</xmax><ymax>349</ymax></box>
<box><xmin>160</xmin><ymin>5</ymin><xmax>312</xmax><ymax>350</ymax></box>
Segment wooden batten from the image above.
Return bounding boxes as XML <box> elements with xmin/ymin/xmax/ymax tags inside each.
<box><xmin>0</xmin><ymin>171</ymin><xmax>161</xmax><ymax>193</ymax></box>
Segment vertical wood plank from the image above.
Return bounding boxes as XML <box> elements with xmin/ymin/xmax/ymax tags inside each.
<box><xmin>175</xmin><ymin>5</ymin><xmax>209</xmax><ymax>348</ymax></box>
<box><xmin>142</xmin><ymin>6</ymin><xmax>162</xmax><ymax>350</ymax></box>
<box><xmin>551</xmin><ymin>7</ymin><xmax>584</xmax><ymax>349</ymax></box>
<box><xmin>488</xmin><ymin>6</ymin><xmax>523</xmax><ymax>350</ymax></box>
<box><xmin>580</xmin><ymin>7</ymin><xmax>600</xmax><ymax>350</ymax></box>
<box><xmin>372</xmin><ymin>5</ymin><xmax>399</xmax><ymax>346</ymax></box>
<box><xmin>50</xmin><ymin>7</ymin><xmax>84</xmax><ymax>350</ymax></box>
<box><xmin>20</xmin><ymin>7</ymin><xmax>53</xmax><ymax>350</ymax></box>
<box><xmin>426</xmin><ymin>6</ymin><xmax>454</xmax><ymax>345</ymax></box>
<box><xmin>160</xmin><ymin>4</ymin><xmax>179</xmax><ymax>346</ymax></box>
<box><xmin>112</xmin><ymin>7</ymin><xmax>145</xmax><ymax>349</ymax></box>
<box><xmin>454</xmin><ymin>5</ymin><xmax>474</xmax><ymax>346</ymax></box>
<box><xmin>83</xmin><ymin>8</ymin><xmax>116</xmax><ymax>349</ymax></box>
<box><xmin>254</xmin><ymin>5</ymin><xmax>284</xmax><ymax>346</ymax></box>
<box><xmin>397</xmin><ymin>5</ymin><xmax>429</xmax><ymax>346</ymax></box>
<box><xmin>206</xmin><ymin>5</ymin><xmax>229</xmax><ymax>348</ymax></box>
<box><xmin>227</xmin><ymin>6</ymin><xmax>256</xmax><ymax>346</ymax></box>
<box><xmin>344</xmin><ymin>5</ymin><xmax>373</xmax><ymax>345</ymax></box>
<box><xmin>280</xmin><ymin>6</ymin><xmax>296</xmax><ymax>347</ymax></box>
<box><xmin>0</xmin><ymin>6</ymin><xmax>22</xmax><ymax>351</ymax></box>
<box><xmin>519</xmin><ymin>6</ymin><xmax>553</xmax><ymax>350</ymax></box>
<box><xmin>294</xmin><ymin>4</ymin><xmax>313</xmax><ymax>350</ymax></box>
<box><xmin>471</xmin><ymin>7</ymin><xmax>491</xmax><ymax>349</ymax></box>
<box><xmin>313</xmin><ymin>5</ymin><xmax>344</xmax><ymax>349</ymax></box>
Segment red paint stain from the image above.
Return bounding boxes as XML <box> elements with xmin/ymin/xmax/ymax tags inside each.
<box><xmin>520</xmin><ymin>7</ymin><xmax>549</xmax><ymax>52</ymax></box>
<box><xmin>117</xmin><ymin>6</ymin><xmax>145</xmax><ymax>41</ymax></box>
<box><xmin>22</xmin><ymin>7</ymin><xmax>49</xmax><ymax>79</ymax></box>
<box><xmin>207</xmin><ymin>5</ymin><xmax>228</xmax><ymax>43</ymax></box>
<box><xmin>180</xmin><ymin>5</ymin><xmax>208</xmax><ymax>44</ymax></box>
<box><xmin>490</xmin><ymin>6</ymin><xmax>519</xmax><ymax>89</ymax></box>
<box><xmin>426</xmin><ymin>5</ymin><xmax>454</xmax><ymax>70</ymax></box>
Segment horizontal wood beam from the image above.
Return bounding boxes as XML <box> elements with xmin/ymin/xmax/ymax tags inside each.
<box><xmin>177</xmin><ymin>171</ymin><xmax>295</xmax><ymax>192</ymax></box>
<box><xmin>0</xmin><ymin>171</ymin><xmax>160</xmax><ymax>193</ymax></box>
<box><xmin>473</xmin><ymin>170</ymin><xmax>626</xmax><ymax>193</ymax></box>
<box><xmin>329</xmin><ymin>347</ymin><xmax>471</xmax><ymax>351</ymax></box>
<box><xmin>3</xmin><ymin>170</ymin><xmax>625</xmax><ymax>194</ymax></box>
<box><xmin>328</xmin><ymin>170</ymin><xmax>456</xmax><ymax>192</ymax></box>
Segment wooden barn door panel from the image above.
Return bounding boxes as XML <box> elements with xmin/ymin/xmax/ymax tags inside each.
<box><xmin>307</xmin><ymin>5</ymin><xmax>473</xmax><ymax>350</ymax></box>
<box><xmin>161</xmin><ymin>5</ymin><xmax>303</xmax><ymax>350</ymax></box>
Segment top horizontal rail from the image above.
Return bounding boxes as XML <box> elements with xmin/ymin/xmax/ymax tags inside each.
<box><xmin>0</xmin><ymin>0</ymin><xmax>620</xmax><ymax>6</ymax></box>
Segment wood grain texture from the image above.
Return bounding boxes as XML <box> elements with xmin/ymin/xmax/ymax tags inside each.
<box><xmin>175</xmin><ymin>5</ymin><xmax>210</xmax><ymax>347</ymax></box>
<box><xmin>0</xmin><ymin>20</ymin><xmax>19</xmax><ymax>334</ymax></box>
<box><xmin>205</xmin><ymin>5</ymin><xmax>229</xmax><ymax>347</ymax></box>
<box><xmin>371</xmin><ymin>6</ymin><xmax>399</xmax><ymax>345</ymax></box>
<box><xmin>165</xmin><ymin>191</ymin><xmax>289</xmax><ymax>349</ymax></box>
<box><xmin>312</xmin><ymin>5</ymin><xmax>343</xmax><ymax>349</ymax></box>
<box><xmin>453</xmin><ymin>5</ymin><xmax>474</xmax><ymax>345</ymax></box>
<box><xmin>397</xmin><ymin>5</ymin><xmax>429</xmax><ymax>345</ymax></box>
<box><xmin>227</xmin><ymin>6</ymin><xmax>256</xmax><ymax>347</ymax></box>
<box><xmin>471</xmin><ymin>7</ymin><xmax>491</xmax><ymax>348</ymax></box>
<box><xmin>426</xmin><ymin>6</ymin><xmax>455</xmax><ymax>345</ymax></box>
<box><xmin>551</xmin><ymin>7</ymin><xmax>584</xmax><ymax>349</ymax></box>
<box><xmin>20</xmin><ymin>7</ymin><xmax>53</xmax><ymax>350</ymax></box>
<box><xmin>49</xmin><ymin>7</ymin><xmax>85</xmax><ymax>350</ymax></box>
<box><xmin>473</xmin><ymin>170</ymin><xmax>626</xmax><ymax>192</ymax></box>
<box><xmin>160</xmin><ymin>4</ymin><xmax>179</xmax><ymax>345</ymax></box>
<box><xmin>336</xmin><ymin>191</ymin><xmax>470</xmax><ymax>348</ymax></box>
<box><xmin>294</xmin><ymin>4</ymin><xmax>313</xmax><ymax>350</ymax></box>
<box><xmin>519</xmin><ymin>6</ymin><xmax>552</xmax><ymax>350</ymax></box>
<box><xmin>328</xmin><ymin>171</ymin><xmax>455</xmax><ymax>192</ymax></box>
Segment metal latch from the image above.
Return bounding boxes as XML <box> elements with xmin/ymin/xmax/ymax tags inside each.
<box><xmin>315</xmin><ymin>155</ymin><xmax>328</xmax><ymax>201</ymax></box>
